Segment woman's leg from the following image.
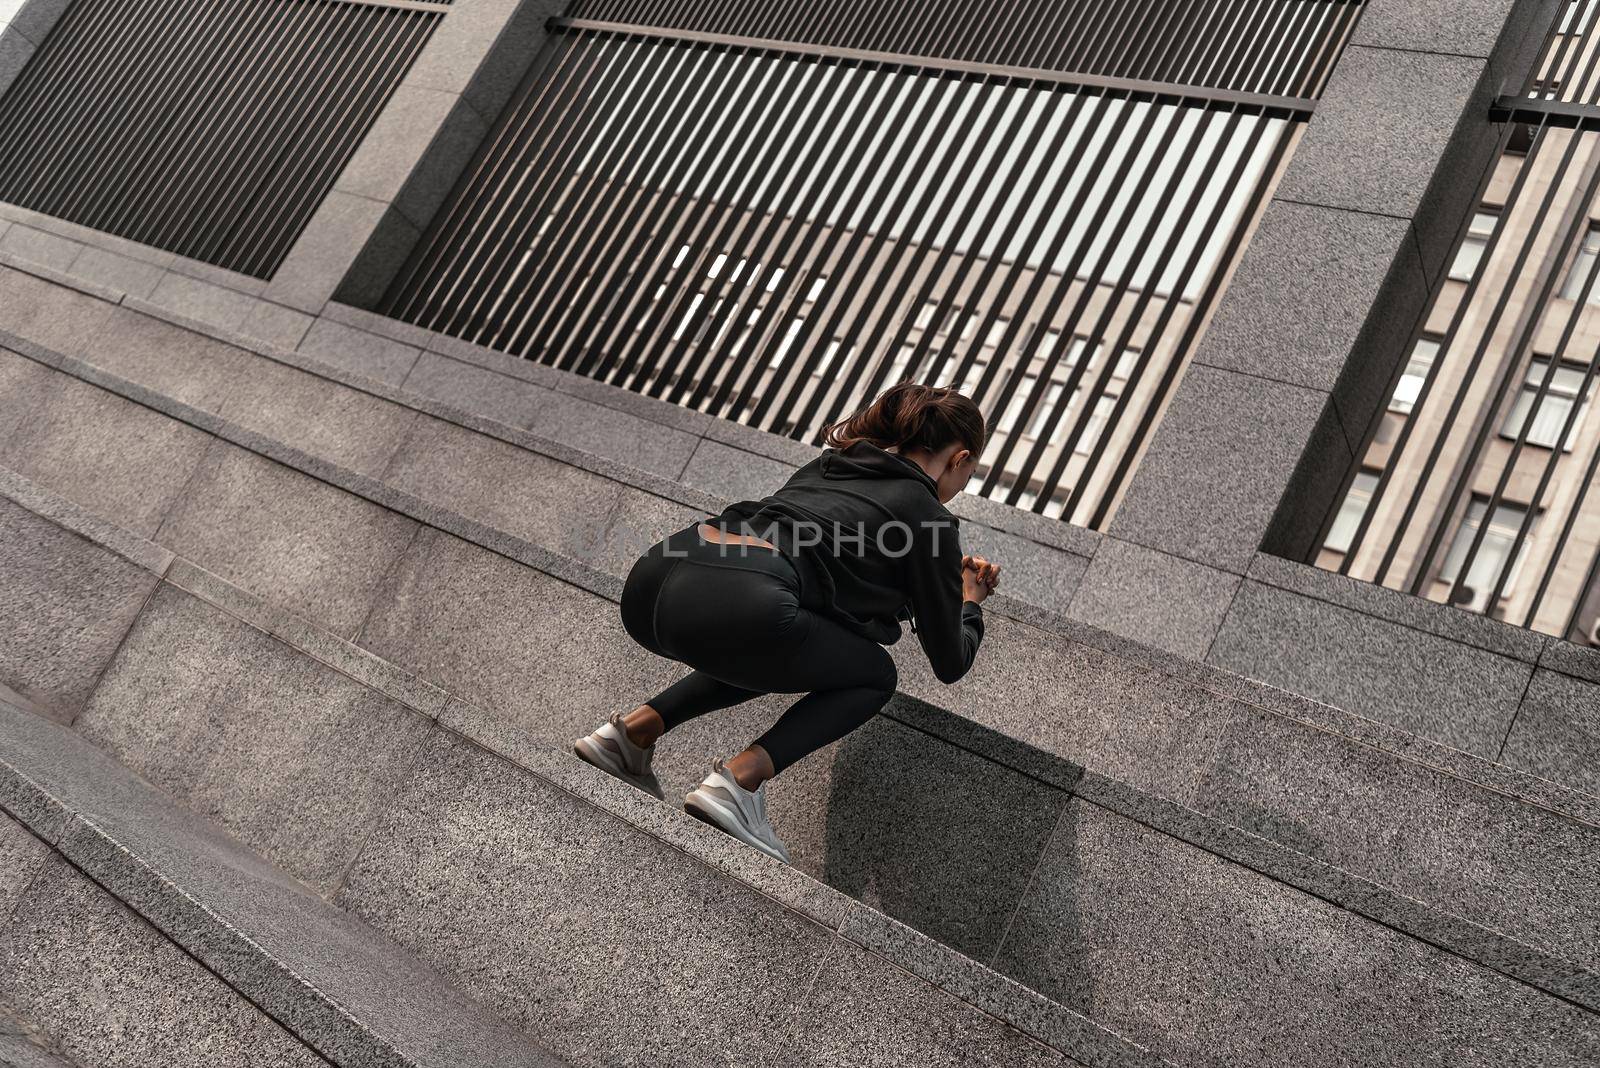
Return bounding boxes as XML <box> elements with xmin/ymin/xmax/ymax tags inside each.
<box><xmin>621</xmin><ymin>671</ymin><xmax>764</xmax><ymax>746</ymax></box>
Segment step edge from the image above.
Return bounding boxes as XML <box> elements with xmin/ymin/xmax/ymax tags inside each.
<box><xmin>9</xmin><ymin>465</ymin><xmax>1594</xmax><ymax>1019</ymax></box>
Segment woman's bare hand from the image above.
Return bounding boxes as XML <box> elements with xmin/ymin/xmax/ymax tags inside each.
<box><xmin>961</xmin><ymin>555</ymin><xmax>1002</xmax><ymax>603</ymax></box>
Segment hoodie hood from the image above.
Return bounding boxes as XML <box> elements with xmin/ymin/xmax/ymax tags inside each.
<box><xmin>819</xmin><ymin>442</ymin><xmax>939</xmax><ymax>496</ymax></box>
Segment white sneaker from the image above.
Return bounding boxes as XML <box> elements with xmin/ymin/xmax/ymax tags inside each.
<box><xmin>574</xmin><ymin>712</ymin><xmax>665</xmax><ymax>800</ymax></box>
<box><xmin>684</xmin><ymin>761</ymin><xmax>791</xmax><ymax>863</ymax></box>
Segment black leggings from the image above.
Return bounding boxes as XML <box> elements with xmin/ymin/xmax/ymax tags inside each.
<box><xmin>620</xmin><ymin>523</ymin><xmax>897</xmax><ymax>776</ymax></box>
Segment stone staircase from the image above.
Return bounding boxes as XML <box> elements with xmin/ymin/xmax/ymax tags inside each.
<box><xmin>1</xmin><ymin>261</ymin><xmax>1598</xmax><ymax>1066</ymax></box>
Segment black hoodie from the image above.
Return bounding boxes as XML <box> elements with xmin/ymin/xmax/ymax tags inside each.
<box><xmin>708</xmin><ymin>441</ymin><xmax>984</xmax><ymax>684</ymax></box>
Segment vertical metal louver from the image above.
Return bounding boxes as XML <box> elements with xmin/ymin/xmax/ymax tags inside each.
<box><xmin>382</xmin><ymin>1</ymin><xmax>1363</xmax><ymax>527</ymax></box>
<box><xmin>0</xmin><ymin>0</ymin><xmax>442</xmax><ymax>279</ymax></box>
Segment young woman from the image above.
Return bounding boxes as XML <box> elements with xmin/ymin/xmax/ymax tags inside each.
<box><xmin>574</xmin><ymin>382</ymin><xmax>1000</xmax><ymax>861</ymax></box>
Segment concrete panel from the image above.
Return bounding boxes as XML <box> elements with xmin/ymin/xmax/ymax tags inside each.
<box><xmin>0</xmin><ymin>858</ymin><xmax>326</xmax><ymax>1068</ymax></box>
<box><xmin>337</xmin><ymin>86</ymin><xmax>489</xmax><ymax>234</ymax></box>
<box><xmin>336</xmin><ymin>732</ymin><xmax>837</xmax><ymax>1068</ymax></box>
<box><xmin>215</xmin><ymin>353</ymin><xmax>419</xmax><ymax>477</ymax></box>
<box><xmin>0</xmin><ymin>371</ymin><xmax>212</xmax><ymax>537</ymax></box>
<box><xmin>401</xmin><ymin>351</ymin><xmax>703</xmax><ymax>478</ymax></box>
<box><xmin>78</xmin><ymin>305</ymin><xmax>249</xmax><ymax>410</ymax></box>
<box><xmin>1502</xmin><ymin>668</ymin><xmax>1600</xmax><ymax>796</ymax></box>
<box><xmin>0</xmin><ymin>348</ymin><xmax>50</xmax><ymax>451</ymax></box>
<box><xmin>265</xmin><ymin>190</ymin><xmax>397</xmax><ymax>313</ymax></box>
<box><xmin>298</xmin><ymin>315</ymin><xmax>423</xmax><ymax>388</ymax></box>
<box><xmin>0</xmin><ymin>265</ymin><xmax>113</xmax><ymax>356</ymax></box>
<box><xmin>0</xmin><ymin>813</ymin><xmax>50</xmax><ymax>922</ymax></box>
<box><xmin>1354</xmin><ymin>0</ymin><xmax>1551</xmax><ymax>65</ymax></box>
<box><xmin>1066</xmin><ymin>537</ymin><xmax>1241</xmax><ymax>659</ymax></box>
<box><xmin>381</xmin><ymin>416</ymin><xmax>629</xmax><ymax>562</ymax></box>
<box><xmin>1190</xmin><ymin>199</ymin><xmax>1418</xmax><ymax>408</ymax></box>
<box><xmin>4</xmin><ymin>0</ymin><xmax>70</xmax><ymax>44</ymax></box>
<box><xmin>772</xmin><ymin>941</ymin><xmax>1078</xmax><ymax>1068</ymax></box>
<box><xmin>947</xmin><ymin>520</ymin><xmax>1090</xmax><ymax>612</ymax></box>
<box><xmin>145</xmin><ymin>271</ymin><xmax>259</xmax><ymax>333</ymax></box>
<box><xmin>0</xmin><ymin>224</ymin><xmax>80</xmax><ymax>273</ymax></box>
<box><xmin>75</xmin><ymin>586</ymin><xmax>435</xmax><ymax>893</ymax></box>
<box><xmin>0</xmin><ymin>497</ymin><xmax>158</xmax><ymax>721</ymax></box>
<box><xmin>154</xmin><ymin>442</ymin><xmax>421</xmax><ymax>637</ymax></box>
<box><xmin>1106</xmin><ymin>364</ymin><xmax>1351</xmax><ymax>574</ymax></box>
<box><xmin>993</xmin><ymin>800</ymin><xmax>1600</xmax><ymax>1068</ymax></box>
<box><xmin>1193</xmin><ymin>700</ymin><xmax>1600</xmax><ymax>972</ymax></box>
<box><xmin>237</xmin><ymin>299</ymin><xmax>314</xmax><ymax>350</ymax></box>
<box><xmin>405</xmin><ymin>0</ymin><xmax>560</xmax><ymax>121</ymax></box>
<box><xmin>679</xmin><ymin>436</ymin><xmax>800</xmax><ymax>500</ymax></box>
<box><xmin>69</xmin><ymin>246</ymin><xmax>166</xmax><ymax>299</ymax></box>
<box><xmin>1208</xmin><ymin>579</ymin><xmax>1532</xmax><ymax>753</ymax></box>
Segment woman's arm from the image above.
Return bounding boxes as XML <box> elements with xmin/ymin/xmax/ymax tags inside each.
<box><xmin>906</xmin><ymin>515</ymin><xmax>987</xmax><ymax>684</ymax></box>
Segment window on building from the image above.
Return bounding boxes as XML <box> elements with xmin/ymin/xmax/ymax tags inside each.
<box><xmin>1390</xmin><ymin>336</ymin><xmax>1440</xmax><ymax>414</ymax></box>
<box><xmin>1325</xmin><ymin>470</ymin><xmax>1380</xmax><ymax>554</ymax></box>
<box><xmin>1562</xmin><ymin>224</ymin><xmax>1600</xmax><ymax>302</ymax></box>
<box><xmin>1500</xmin><ymin>356</ymin><xmax>1594</xmax><ymax>449</ymax></box>
<box><xmin>1448</xmin><ymin>209</ymin><xmax>1498</xmax><ymax>282</ymax></box>
<box><xmin>1439</xmin><ymin>497</ymin><xmax>1537</xmax><ymax>610</ymax></box>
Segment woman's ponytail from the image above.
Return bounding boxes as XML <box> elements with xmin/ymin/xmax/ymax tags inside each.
<box><xmin>824</xmin><ymin>382</ymin><xmax>986</xmax><ymax>457</ymax></box>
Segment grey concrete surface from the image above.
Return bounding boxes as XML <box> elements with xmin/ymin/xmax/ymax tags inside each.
<box><xmin>68</xmin><ymin>246</ymin><xmax>165</xmax><ymax>299</ymax></box>
<box><xmin>0</xmin><ymin>225</ymin><xmax>78</xmax><ymax>273</ymax></box>
<box><xmin>0</xmin><ymin>1005</ymin><xmax>77</xmax><ymax>1068</ymax></box>
<box><xmin>0</xmin><ymin>699</ymin><xmax>561</xmax><ymax>1068</ymax></box>
<box><xmin>1066</xmin><ymin>537</ymin><xmax>1242</xmax><ymax>659</ymax></box>
<box><xmin>155</xmin><ymin>440</ymin><xmax>421</xmax><ymax>637</ymax></box>
<box><xmin>992</xmin><ymin>799</ymin><xmax>1600</xmax><ymax>1068</ymax></box>
<box><xmin>401</xmin><ymin>350</ymin><xmax>702</xmax><ymax>477</ymax></box>
<box><xmin>145</xmin><ymin>271</ymin><xmax>259</xmax><ymax>332</ymax></box>
<box><xmin>0</xmin><ymin>858</ymin><xmax>327</xmax><ymax>1068</ymax></box>
<box><xmin>215</xmin><ymin>352</ymin><xmax>419</xmax><ymax>477</ymax></box>
<box><xmin>75</xmin><ymin>585</ymin><xmax>435</xmax><ymax>892</ymax></box>
<box><xmin>0</xmin><ymin>367</ymin><xmax>212</xmax><ymax>537</ymax></box>
<box><xmin>298</xmin><ymin>316</ymin><xmax>423</xmax><ymax>388</ymax></box>
<box><xmin>0</xmin><ymin>813</ymin><xmax>49</xmax><ymax>923</ymax></box>
<box><xmin>0</xmin><ymin>266</ymin><xmax>113</xmax><ymax>359</ymax></box>
<box><xmin>1106</xmin><ymin>364</ymin><xmax>1352</xmax><ymax>575</ymax></box>
<box><xmin>0</xmin><ymin>497</ymin><xmax>158</xmax><ymax>721</ymax></box>
<box><xmin>337</xmin><ymin>731</ymin><xmax>840</xmax><ymax>1068</ymax></box>
<box><xmin>266</xmin><ymin>190</ymin><xmax>401</xmax><ymax>312</ymax></box>
<box><xmin>1501</xmin><ymin>668</ymin><xmax>1600</xmax><ymax>796</ymax></box>
<box><xmin>77</xmin><ymin>304</ymin><xmax>249</xmax><ymax>410</ymax></box>
<box><xmin>1208</xmin><ymin>578</ymin><xmax>1533</xmax><ymax>753</ymax></box>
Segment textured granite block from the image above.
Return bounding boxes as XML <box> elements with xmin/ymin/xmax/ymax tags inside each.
<box><xmin>381</xmin><ymin>416</ymin><xmax>629</xmax><ymax>563</ymax></box>
<box><xmin>237</xmin><ymin>299</ymin><xmax>313</xmax><ymax>350</ymax></box>
<box><xmin>402</xmin><ymin>350</ymin><xmax>701</xmax><ymax>477</ymax></box>
<box><xmin>0</xmin><ymin>371</ymin><xmax>212</xmax><ymax>537</ymax></box>
<box><xmin>947</xmin><ymin>520</ymin><xmax>1090</xmax><ymax>613</ymax></box>
<box><xmin>0</xmin><ymin>701</ymin><xmax>557</xmax><ymax>1068</ymax></box>
<box><xmin>993</xmin><ymin>800</ymin><xmax>1600</xmax><ymax>1068</ymax></box>
<box><xmin>0</xmin><ymin>497</ymin><xmax>159</xmax><ymax>720</ymax></box>
<box><xmin>145</xmin><ymin>271</ymin><xmax>258</xmax><ymax>332</ymax></box>
<box><xmin>266</xmin><ymin>190</ymin><xmax>397</xmax><ymax>313</ymax></box>
<box><xmin>679</xmin><ymin>436</ymin><xmax>799</xmax><ymax>500</ymax></box>
<box><xmin>0</xmin><ymin>813</ymin><xmax>50</xmax><ymax>922</ymax></box>
<box><xmin>337</xmin><ymin>732</ymin><xmax>837</xmax><ymax>1068</ymax></box>
<box><xmin>1209</xmin><ymin>579</ymin><xmax>1532</xmax><ymax>754</ymax></box>
<box><xmin>4</xmin><ymin>0</ymin><xmax>71</xmax><ymax>44</ymax></box>
<box><xmin>591</xmin><ymin>485</ymin><xmax>706</xmax><ymax>575</ymax></box>
<box><xmin>1502</xmin><ymin>668</ymin><xmax>1600</xmax><ymax>797</ymax></box>
<box><xmin>67</xmin><ymin>246</ymin><xmax>166</xmax><ymax>299</ymax></box>
<box><xmin>0</xmin><ymin>225</ymin><xmax>79</xmax><ymax>273</ymax></box>
<box><xmin>1192</xmin><ymin>699</ymin><xmax>1600</xmax><ymax>972</ymax></box>
<box><xmin>1107</xmin><ymin>364</ymin><xmax>1350</xmax><ymax>574</ymax></box>
<box><xmin>75</xmin><ymin>586</ymin><xmax>434</xmax><ymax>893</ymax></box>
<box><xmin>769</xmin><ymin>940</ymin><xmax>1080</xmax><ymax>1068</ymax></box>
<box><xmin>0</xmin><ymin>858</ymin><xmax>325</xmax><ymax>1068</ymax></box>
<box><xmin>78</xmin><ymin>304</ymin><xmax>248</xmax><ymax>410</ymax></box>
<box><xmin>298</xmin><ymin>316</ymin><xmax>423</xmax><ymax>388</ymax></box>
<box><xmin>359</xmin><ymin>527</ymin><xmax>676</xmax><ymax>737</ymax></box>
<box><xmin>215</xmin><ymin>352</ymin><xmax>419</xmax><ymax>476</ymax></box>
<box><xmin>155</xmin><ymin>442</ymin><xmax>420</xmax><ymax>637</ymax></box>
<box><xmin>0</xmin><ymin>1005</ymin><xmax>76</xmax><ymax>1068</ymax></box>
<box><xmin>0</xmin><ymin>265</ymin><xmax>113</xmax><ymax>356</ymax></box>
<box><xmin>1066</xmin><ymin>537</ymin><xmax>1241</xmax><ymax>659</ymax></box>
<box><xmin>405</xmin><ymin>0</ymin><xmax>557</xmax><ymax>120</ymax></box>
<box><xmin>0</xmin><ymin>348</ymin><xmax>50</xmax><ymax>451</ymax></box>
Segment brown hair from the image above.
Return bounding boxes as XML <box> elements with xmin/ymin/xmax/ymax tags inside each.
<box><xmin>823</xmin><ymin>382</ymin><xmax>987</xmax><ymax>457</ymax></box>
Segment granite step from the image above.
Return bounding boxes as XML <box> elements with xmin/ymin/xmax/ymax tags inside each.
<box><xmin>2</xmin><ymin>461</ymin><xmax>1597</xmax><ymax>1067</ymax></box>
<box><xmin>0</xmin><ymin>689</ymin><xmax>564</xmax><ymax>1068</ymax></box>
<box><xmin>0</xmin><ymin>297</ymin><xmax>1597</xmax><ymax>1007</ymax></box>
